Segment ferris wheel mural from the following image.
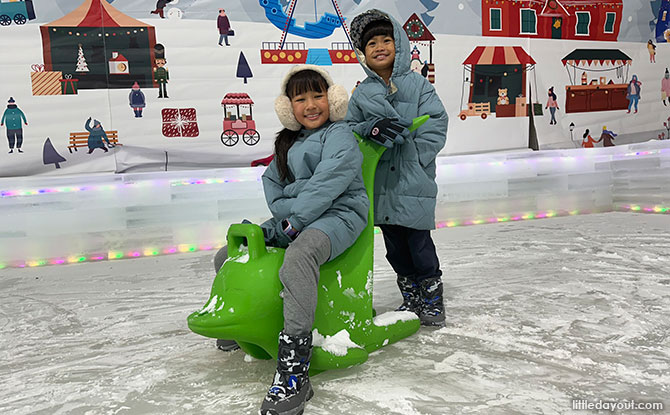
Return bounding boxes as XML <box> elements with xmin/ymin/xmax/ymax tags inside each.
<box><xmin>259</xmin><ymin>0</ymin><xmax>358</xmax><ymax>65</ymax></box>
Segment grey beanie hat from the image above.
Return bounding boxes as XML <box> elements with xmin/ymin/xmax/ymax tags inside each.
<box><xmin>349</xmin><ymin>9</ymin><xmax>392</xmax><ymax>52</ymax></box>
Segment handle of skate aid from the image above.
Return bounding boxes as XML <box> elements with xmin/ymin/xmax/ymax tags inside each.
<box><xmin>227</xmin><ymin>223</ymin><xmax>267</xmax><ymax>260</ymax></box>
<box><xmin>409</xmin><ymin>114</ymin><xmax>429</xmax><ymax>132</ymax></box>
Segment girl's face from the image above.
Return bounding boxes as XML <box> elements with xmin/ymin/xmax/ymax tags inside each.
<box><xmin>290</xmin><ymin>89</ymin><xmax>330</xmax><ymax>130</ymax></box>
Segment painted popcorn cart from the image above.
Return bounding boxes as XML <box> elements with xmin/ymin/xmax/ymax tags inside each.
<box><xmin>220</xmin><ymin>93</ymin><xmax>260</xmax><ymax>147</ymax></box>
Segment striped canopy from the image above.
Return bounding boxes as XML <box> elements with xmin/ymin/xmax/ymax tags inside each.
<box><xmin>463</xmin><ymin>46</ymin><xmax>536</xmax><ymax>66</ymax></box>
<box><xmin>45</xmin><ymin>0</ymin><xmax>153</xmax><ymax>28</ymax></box>
<box><xmin>222</xmin><ymin>93</ymin><xmax>254</xmax><ymax>105</ymax></box>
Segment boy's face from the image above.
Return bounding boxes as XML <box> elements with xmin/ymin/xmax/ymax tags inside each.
<box><xmin>364</xmin><ymin>34</ymin><xmax>395</xmax><ymax>74</ymax></box>
<box><xmin>290</xmin><ymin>89</ymin><xmax>330</xmax><ymax>130</ymax></box>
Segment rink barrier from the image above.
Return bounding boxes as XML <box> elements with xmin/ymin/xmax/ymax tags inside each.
<box><xmin>0</xmin><ymin>140</ymin><xmax>668</xmax><ymax>268</ymax></box>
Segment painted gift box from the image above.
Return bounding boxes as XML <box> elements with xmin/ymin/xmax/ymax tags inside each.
<box><xmin>30</xmin><ymin>64</ymin><xmax>62</xmax><ymax>96</ymax></box>
<box><xmin>161</xmin><ymin>108</ymin><xmax>199</xmax><ymax>138</ymax></box>
<box><xmin>59</xmin><ymin>74</ymin><xmax>79</xmax><ymax>95</ymax></box>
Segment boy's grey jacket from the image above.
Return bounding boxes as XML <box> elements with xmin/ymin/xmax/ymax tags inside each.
<box><xmin>346</xmin><ymin>9</ymin><xmax>448</xmax><ymax>230</ymax></box>
<box><xmin>261</xmin><ymin>121</ymin><xmax>369</xmax><ymax>260</ymax></box>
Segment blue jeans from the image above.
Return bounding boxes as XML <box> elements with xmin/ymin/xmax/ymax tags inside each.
<box><xmin>218</xmin><ymin>34</ymin><xmax>229</xmax><ymax>45</ymax></box>
<box><xmin>628</xmin><ymin>96</ymin><xmax>639</xmax><ymax>111</ymax></box>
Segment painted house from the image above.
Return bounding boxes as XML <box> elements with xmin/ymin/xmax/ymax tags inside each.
<box><xmin>482</xmin><ymin>0</ymin><xmax>623</xmax><ymax>41</ymax></box>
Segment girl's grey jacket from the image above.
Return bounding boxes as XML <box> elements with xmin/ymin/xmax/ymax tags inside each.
<box><xmin>346</xmin><ymin>9</ymin><xmax>448</xmax><ymax>230</ymax></box>
<box><xmin>261</xmin><ymin>121</ymin><xmax>369</xmax><ymax>260</ymax></box>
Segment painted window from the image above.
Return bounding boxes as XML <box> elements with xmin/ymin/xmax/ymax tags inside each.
<box><xmin>663</xmin><ymin>11</ymin><xmax>667</xmax><ymax>22</ymax></box>
<box><xmin>490</xmin><ymin>8</ymin><xmax>502</xmax><ymax>31</ymax></box>
<box><xmin>604</xmin><ymin>12</ymin><xmax>616</xmax><ymax>33</ymax></box>
<box><xmin>520</xmin><ymin>9</ymin><xmax>537</xmax><ymax>34</ymax></box>
<box><xmin>576</xmin><ymin>12</ymin><xmax>590</xmax><ymax>36</ymax></box>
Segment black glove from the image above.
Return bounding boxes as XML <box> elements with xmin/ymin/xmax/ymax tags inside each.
<box><xmin>368</xmin><ymin>118</ymin><xmax>410</xmax><ymax>148</ymax></box>
<box><xmin>107</xmin><ymin>143</ymin><xmax>115</xmax><ymax>148</ymax></box>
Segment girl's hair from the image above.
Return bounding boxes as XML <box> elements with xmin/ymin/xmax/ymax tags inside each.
<box><xmin>274</xmin><ymin>69</ymin><xmax>330</xmax><ymax>181</ymax></box>
<box><xmin>548</xmin><ymin>87</ymin><xmax>557</xmax><ymax>101</ymax></box>
<box><xmin>583</xmin><ymin>129</ymin><xmax>590</xmax><ymax>138</ymax></box>
<box><xmin>361</xmin><ymin>20</ymin><xmax>394</xmax><ymax>50</ymax></box>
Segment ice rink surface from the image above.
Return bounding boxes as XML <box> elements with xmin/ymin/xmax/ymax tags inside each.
<box><xmin>1</xmin><ymin>212</ymin><xmax>669</xmax><ymax>415</ymax></box>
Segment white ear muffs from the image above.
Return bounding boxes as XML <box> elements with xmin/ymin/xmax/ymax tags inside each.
<box><xmin>275</xmin><ymin>64</ymin><xmax>349</xmax><ymax>131</ymax></box>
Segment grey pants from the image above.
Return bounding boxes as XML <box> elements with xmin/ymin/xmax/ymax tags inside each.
<box><xmin>213</xmin><ymin>228</ymin><xmax>331</xmax><ymax>336</ymax></box>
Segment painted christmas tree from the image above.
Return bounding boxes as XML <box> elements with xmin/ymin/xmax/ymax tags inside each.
<box><xmin>42</xmin><ymin>138</ymin><xmax>67</xmax><ymax>169</ymax></box>
<box><xmin>236</xmin><ymin>52</ymin><xmax>253</xmax><ymax>84</ymax></box>
<box><xmin>75</xmin><ymin>44</ymin><xmax>89</xmax><ymax>72</ymax></box>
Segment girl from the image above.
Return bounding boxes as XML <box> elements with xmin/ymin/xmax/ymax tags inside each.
<box><xmin>581</xmin><ymin>129</ymin><xmax>601</xmax><ymax>148</ymax></box>
<box><xmin>213</xmin><ymin>65</ymin><xmax>368</xmax><ymax>415</ymax></box>
<box><xmin>545</xmin><ymin>86</ymin><xmax>559</xmax><ymax>125</ymax></box>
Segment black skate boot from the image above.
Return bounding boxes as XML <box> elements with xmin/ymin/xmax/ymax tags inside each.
<box><xmin>260</xmin><ymin>331</ymin><xmax>313</xmax><ymax>415</ymax></box>
<box><xmin>395</xmin><ymin>275</ymin><xmax>423</xmax><ymax>315</ymax></box>
<box><xmin>216</xmin><ymin>339</ymin><xmax>240</xmax><ymax>352</ymax></box>
<box><xmin>418</xmin><ymin>276</ymin><xmax>445</xmax><ymax>327</ymax></box>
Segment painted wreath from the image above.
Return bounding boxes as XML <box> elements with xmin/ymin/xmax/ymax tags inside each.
<box><xmin>406</xmin><ymin>18</ymin><xmax>424</xmax><ymax>39</ymax></box>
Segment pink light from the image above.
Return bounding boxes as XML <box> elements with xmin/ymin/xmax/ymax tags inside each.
<box><xmin>91</xmin><ymin>256</ymin><xmax>105</xmax><ymax>261</ymax></box>
<box><xmin>130</xmin><ymin>251</ymin><xmax>141</xmax><ymax>257</ymax></box>
<box><xmin>164</xmin><ymin>247</ymin><xmax>177</xmax><ymax>254</ymax></box>
<box><xmin>51</xmin><ymin>259</ymin><xmax>66</xmax><ymax>264</ymax></box>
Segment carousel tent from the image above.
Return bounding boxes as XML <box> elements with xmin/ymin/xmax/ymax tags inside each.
<box><xmin>40</xmin><ymin>0</ymin><xmax>157</xmax><ymax>90</ymax></box>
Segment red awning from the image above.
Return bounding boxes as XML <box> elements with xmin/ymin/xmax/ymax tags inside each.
<box><xmin>45</xmin><ymin>0</ymin><xmax>153</xmax><ymax>28</ymax></box>
<box><xmin>222</xmin><ymin>93</ymin><xmax>254</xmax><ymax>105</ymax></box>
<box><xmin>463</xmin><ymin>46</ymin><xmax>536</xmax><ymax>66</ymax></box>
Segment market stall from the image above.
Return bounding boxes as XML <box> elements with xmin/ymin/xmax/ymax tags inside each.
<box><xmin>461</xmin><ymin>46</ymin><xmax>537</xmax><ymax>119</ymax></box>
<box><xmin>561</xmin><ymin>49</ymin><xmax>632</xmax><ymax>113</ymax></box>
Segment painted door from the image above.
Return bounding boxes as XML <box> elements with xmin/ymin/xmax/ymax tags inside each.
<box><xmin>552</xmin><ymin>17</ymin><xmax>563</xmax><ymax>39</ymax></box>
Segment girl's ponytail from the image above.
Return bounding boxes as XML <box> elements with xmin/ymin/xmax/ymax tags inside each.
<box><xmin>274</xmin><ymin>128</ymin><xmax>300</xmax><ymax>182</ymax></box>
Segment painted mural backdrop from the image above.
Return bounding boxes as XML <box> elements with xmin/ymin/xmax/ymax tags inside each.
<box><xmin>0</xmin><ymin>0</ymin><xmax>667</xmax><ymax>176</ymax></box>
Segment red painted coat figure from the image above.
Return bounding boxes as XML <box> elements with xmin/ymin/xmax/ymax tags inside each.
<box><xmin>581</xmin><ymin>129</ymin><xmax>601</xmax><ymax>148</ymax></box>
<box><xmin>150</xmin><ymin>0</ymin><xmax>172</xmax><ymax>19</ymax></box>
<box><xmin>217</xmin><ymin>9</ymin><xmax>231</xmax><ymax>46</ymax></box>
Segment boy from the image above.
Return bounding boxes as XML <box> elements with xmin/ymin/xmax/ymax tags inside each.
<box><xmin>346</xmin><ymin>9</ymin><xmax>448</xmax><ymax>326</ymax></box>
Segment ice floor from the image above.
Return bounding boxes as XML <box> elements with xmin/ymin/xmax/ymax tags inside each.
<box><xmin>1</xmin><ymin>212</ymin><xmax>669</xmax><ymax>415</ymax></box>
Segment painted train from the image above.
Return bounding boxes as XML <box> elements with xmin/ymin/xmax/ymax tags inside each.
<box><xmin>0</xmin><ymin>0</ymin><xmax>35</xmax><ymax>26</ymax></box>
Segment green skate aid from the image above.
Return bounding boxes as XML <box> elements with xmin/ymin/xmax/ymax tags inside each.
<box><xmin>187</xmin><ymin>115</ymin><xmax>429</xmax><ymax>373</ymax></box>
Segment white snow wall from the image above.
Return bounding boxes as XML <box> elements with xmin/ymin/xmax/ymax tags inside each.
<box><xmin>0</xmin><ymin>0</ymin><xmax>668</xmax><ymax>177</ymax></box>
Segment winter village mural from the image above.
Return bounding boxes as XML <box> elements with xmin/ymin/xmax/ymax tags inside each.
<box><xmin>0</xmin><ymin>0</ymin><xmax>668</xmax><ymax>176</ymax></box>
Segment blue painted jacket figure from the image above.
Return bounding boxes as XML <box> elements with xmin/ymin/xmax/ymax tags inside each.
<box><xmin>345</xmin><ymin>9</ymin><xmax>448</xmax><ymax>230</ymax></box>
<box><xmin>85</xmin><ymin>118</ymin><xmax>112</xmax><ymax>152</ymax></box>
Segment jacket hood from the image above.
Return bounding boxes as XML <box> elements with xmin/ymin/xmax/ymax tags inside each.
<box><xmin>350</xmin><ymin>9</ymin><xmax>410</xmax><ymax>83</ymax></box>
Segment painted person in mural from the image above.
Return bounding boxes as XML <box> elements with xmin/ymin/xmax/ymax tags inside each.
<box><xmin>129</xmin><ymin>82</ymin><xmax>146</xmax><ymax>118</ymax></box>
<box><xmin>346</xmin><ymin>9</ymin><xmax>448</xmax><ymax>327</ymax></box>
<box><xmin>154</xmin><ymin>58</ymin><xmax>169</xmax><ymax>99</ymax></box>
<box><xmin>1</xmin><ymin>97</ymin><xmax>27</xmax><ymax>154</ymax></box>
<box><xmin>662</xmin><ymin>69</ymin><xmax>670</xmax><ymax>106</ymax></box>
<box><xmin>150</xmin><ymin>0</ymin><xmax>173</xmax><ymax>19</ymax></box>
<box><xmin>85</xmin><ymin>117</ymin><xmax>114</xmax><ymax>154</ymax></box>
<box><xmin>581</xmin><ymin>129</ymin><xmax>601</xmax><ymax>148</ymax></box>
<box><xmin>217</xmin><ymin>9</ymin><xmax>231</xmax><ymax>46</ymax></box>
<box><xmin>648</xmin><ymin>40</ymin><xmax>656</xmax><ymax>64</ymax></box>
<box><xmin>600</xmin><ymin>126</ymin><xmax>617</xmax><ymax>147</ymax></box>
<box><xmin>626</xmin><ymin>75</ymin><xmax>642</xmax><ymax>114</ymax></box>
<box><xmin>213</xmin><ymin>65</ymin><xmax>367</xmax><ymax>415</ymax></box>
<box><xmin>545</xmin><ymin>86</ymin><xmax>559</xmax><ymax>125</ymax></box>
